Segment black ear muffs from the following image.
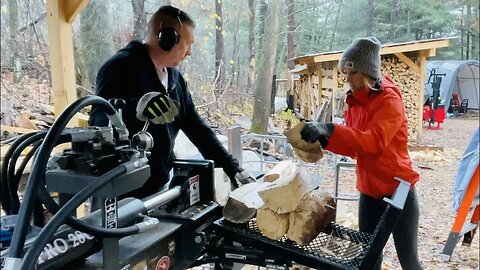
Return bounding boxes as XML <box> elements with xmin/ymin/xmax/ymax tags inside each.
<box><xmin>158</xmin><ymin>27</ymin><xmax>180</xmax><ymax>51</ymax></box>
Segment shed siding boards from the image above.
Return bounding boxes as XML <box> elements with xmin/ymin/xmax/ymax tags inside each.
<box><xmin>290</xmin><ymin>38</ymin><xmax>451</xmax><ymax>141</ymax></box>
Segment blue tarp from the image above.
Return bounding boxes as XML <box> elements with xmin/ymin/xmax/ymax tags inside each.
<box><xmin>425</xmin><ymin>60</ymin><xmax>480</xmax><ymax>110</ymax></box>
<box><xmin>453</xmin><ymin>128</ymin><xmax>479</xmax><ymax>212</ymax></box>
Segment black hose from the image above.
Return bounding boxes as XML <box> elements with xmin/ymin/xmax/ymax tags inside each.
<box><xmin>8</xmin><ymin>95</ymin><xmax>117</xmax><ymax>259</ymax></box>
<box><xmin>37</xmin><ymin>189</ymin><xmax>141</xmax><ymax>238</ymax></box>
<box><xmin>9</xmin><ymin>134</ymin><xmax>71</xmax><ymax>215</ymax></box>
<box><xmin>20</xmin><ymin>164</ymin><xmax>133</xmax><ymax>270</ymax></box>
<box><xmin>7</xmin><ymin>132</ymin><xmax>48</xmax><ymax>213</ymax></box>
<box><xmin>1</xmin><ymin>132</ymin><xmax>43</xmax><ymax>214</ymax></box>
<box><xmin>11</xmin><ymin>140</ymin><xmax>42</xmax><ymax>215</ymax></box>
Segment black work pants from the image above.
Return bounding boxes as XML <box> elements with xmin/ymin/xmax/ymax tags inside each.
<box><xmin>358</xmin><ymin>188</ymin><xmax>423</xmax><ymax>270</ymax></box>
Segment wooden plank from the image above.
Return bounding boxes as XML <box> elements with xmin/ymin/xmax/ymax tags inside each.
<box><xmin>47</xmin><ymin>0</ymin><xmax>78</xmax><ymax>125</ymax></box>
<box><xmin>322</xmin><ymin>79</ymin><xmax>337</xmax><ymax>89</ymax></box>
<box><xmin>394</xmin><ymin>52</ymin><xmax>420</xmax><ymax>73</ymax></box>
<box><xmin>1</xmin><ymin>125</ymin><xmax>37</xmax><ymax>134</ymax></box>
<box><xmin>295</xmin><ymin>39</ymin><xmax>450</xmax><ymax>65</ymax></box>
<box><xmin>317</xmin><ymin>67</ymin><xmax>322</xmax><ymax>111</ymax></box>
<box><xmin>61</xmin><ymin>0</ymin><xmax>89</xmax><ymax>23</ymax></box>
<box><xmin>418</xmin><ymin>50</ymin><xmax>427</xmax><ymax>139</ymax></box>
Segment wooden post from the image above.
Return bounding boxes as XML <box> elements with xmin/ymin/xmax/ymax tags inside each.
<box><xmin>417</xmin><ymin>50</ymin><xmax>427</xmax><ymax>139</ymax></box>
<box><xmin>46</xmin><ymin>0</ymin><xmax>88</xmax><ymax>123</ymax></box>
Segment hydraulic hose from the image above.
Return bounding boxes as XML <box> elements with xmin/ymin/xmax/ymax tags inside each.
<box><xmin>9</xmin><ymin>134</ymin><xmax>71</xmax><ymax>214</ymax></box>
<box><xmin>7</xmin><ymin>132</ymin><xmax>50</xmax><ymax>213</ymax></box>
<box><xmin>20</xmin><ymin>164</ymin><xmax>130</xmax><ymax>270</ymax></box>
<box><xmin>1</xmin><ymin>132</ymin><xmax>44</xmax><ymax>214</ymax></box>
<box><xmin>37</xmin><ymin>189</ymin><xmax>142</xmax><ymax>238</ymax></box>
<box><xmin>8</xmin><ymin>95</ymin><xmax>118</xmax><ymax>259</ymax></box>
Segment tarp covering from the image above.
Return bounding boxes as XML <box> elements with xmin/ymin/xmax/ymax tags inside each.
<box><xmin>453</xmin><ymin>128</ymin><xmax>479</xmax><ymax>212</ymax></box>
<box><xmin>425</xmin><ymin>60</ymin><xmax>480</xmax><ymax>110</ymax></box>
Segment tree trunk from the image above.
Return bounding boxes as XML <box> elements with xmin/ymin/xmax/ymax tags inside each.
<box><xmin>389</xmin><ymin>0</ymin><xmax>398</xmax><ymax>40</ymax></box>
<box><xmin>214</xmin><ymin>0</ymin><xmax>225</xmax><ymax>98</ymax></box>
<box><xmin>366</xmin><ymin>0</ymin><xmax>374</xmax><ymax>36</ymax></box>
<box><xmin>473</xmin><ymin>2</ymin><xmax>479</xmax><ymax>60</ymax></box>
<box><xmin>257</xmin><ymin>0</ymin><xmax>268</xmax><ymax>48</ymax></box>
<box><xmin>247</xmin><ymin>0</ymin><xmax>256</xmax><ymax>90</ymax></box>
<box><xmin>329</xmin><ymin>1</ymin><xmax>343</xmax><ymax>50</ymax></box>
<box><xmin>230</xmin><ymin>10</ymin><xmax>240</xmax><ymax>88</ymax></box>
<box><xmin>286</xmin><ymin>0</ymin><xmax>295</xmax><ymax>70</ymax></box>
<box><xmin>131</xmin><ymin>0</ymin><xmax>147</xmax><ymax>41</ymax></box>
<box><xmin>78</xmin><ymin>0</ymin><xmax>115</xmax><ymax>93</ymax></box>
<box><xmin>8</xmin><ymin>0</ymin><xmax>22</xmax><ymax>82</ymax></box>
<box><xmin>251</xmin><ymin>0</ymin><xmax>280</xmax><ymax>134</ymax></box>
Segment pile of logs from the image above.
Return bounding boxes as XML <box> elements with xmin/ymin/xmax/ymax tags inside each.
<box><xmin>381</xmin><ymin>57</ymin><xmax>421</xmax><ymax>140</ymax></box>
<box><xmin>336</xmin><ymin>56</ymin><xmax>421</xmax><ymax>139</ymax></box>
<box><xmin>223</xmin><ymin>161</ymin><xmax>335</xmax><ymax>245</ymax></box>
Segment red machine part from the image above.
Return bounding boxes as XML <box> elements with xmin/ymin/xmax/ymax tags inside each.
<box><xmin>423</xmin><ymin>105</ymin><xmax>445</xmax><ymax>129</ymax></box>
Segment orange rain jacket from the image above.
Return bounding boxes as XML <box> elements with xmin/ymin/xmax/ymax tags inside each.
<box><xmin>326</xmin><ymin>75</ymin><xmax>419</xmax><ymax>198</ymax></box>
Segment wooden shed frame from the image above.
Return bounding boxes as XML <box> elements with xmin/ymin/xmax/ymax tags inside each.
<box><xmin>46</xmin><ymin>0</ymin><xmax>89</xmax><ymax>122</ymax></box>
<box><xmin>288</xmin><ymin>38</ymin><xmax>452</xmax><ymax>140</ymax></box>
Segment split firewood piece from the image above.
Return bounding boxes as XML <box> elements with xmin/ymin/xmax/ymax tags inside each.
<box><xmin>286</xmin><ymin>190</ymin><xmax>336</xmax><ymax>245</ymax></box>
<box><xmin>258</xmin><ymin>161</ymin><xmax>312</xmax><ymax>214</ymax></box>
<box><xmin>284</xmin><ymin>121</ymin><xmax>323</xmax><ymax>163</ymax></box>
<box><xmin>256</xmin><ymin>207</ymin><xmax>289</xmax><ymax>240</ymax></box>
<box><xmin>264</xmin><ymin>160</ymin><xmax>298</xmax><ymax>182</ymax></box>
<box><xmin>222</xmin><ymin>182</ymin><xmax>269</xmax><ymax>224</ymax></box>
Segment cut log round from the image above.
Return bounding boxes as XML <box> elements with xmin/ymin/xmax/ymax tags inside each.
<box><xmin>286</xmin><ymin>190</ymin><xmax>336</xmax><ymax>245</ymax></box>
<box><xmin>256</xmin><ymin>207</ymin><xmax>289</xmax><ymax>240</ymax></box>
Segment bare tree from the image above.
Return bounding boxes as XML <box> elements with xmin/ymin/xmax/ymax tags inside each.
<box><xmin>251</xmin><ymin>0</ymin><xmax>280</xmax><ymax>133</ymax></box>
<box><xmin>131</xmin><ymin>0</ymin><xmax>147</xmax><ymax>41</ymax></box>
<box><xmin>366</xmin><ymin>0</ymin><xmax>375</xmax><ymax>36</ymax></box>
<box><xmin>214</xmin><ymin>0</ymin><xmax>225</xmax><ymax>98</ymax></box>
<box><xmin>230</xmin><ymin>9</ymin><xmax>240</xmax><ymax>89</ymax></box>
<box><xmin>78</xmin><ymin>0</ymin><xmax>115</xmax><ymax>93</ymax></box>
<box><xmin>247</xmin><ymin>0</ymin><xmax>256</xmax><ymax>90</ymax></box>
<box><xmin>8</xmin><ymin>0</ymin><xmax>22</xmax><ymax>82</ymax></box>
<box><xmin>286</xmin><ymin>0</ymin><xmax>295</xmax><ymax>70</ymax></box>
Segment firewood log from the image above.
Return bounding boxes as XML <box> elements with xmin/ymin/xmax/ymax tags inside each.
<box><xmin>258</xmin><ymin>162</ymin><xmax>312</xmax><ymax>214</ymax></box>
<box><xmin>256</xmin><ymin>207</ymin><xmax>289</xmax><ymax>240</ymax></box>
<box><xmin>286</xmin><ymin>190</ymin><xmax>336</xmax><ymax>245</ymax></box>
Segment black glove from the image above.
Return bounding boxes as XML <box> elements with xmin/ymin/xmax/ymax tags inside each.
<box><xmin>230</xmin><ymin>169</ymin><xmax>255</xmax><ymax>189</ymax></box>
<box><xmin>300</xmin><ymin>122</ymin><xmax>334</xmax><ymax>143</ymax></box>
<box><xmin>136</xmin><ymin>92</ymin><xmax>180</xmax><ymax>124</ymax></box>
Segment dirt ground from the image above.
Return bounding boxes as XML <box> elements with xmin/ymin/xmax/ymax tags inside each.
<box><xmin>324</xmin><ymin>115</ymin><xmax>480</xmax><ymax>270</ymax></box>
<box><xmin>393</xmin><ymin>116</ymin><xmax>479</xmax><ymax>270</ymax></box>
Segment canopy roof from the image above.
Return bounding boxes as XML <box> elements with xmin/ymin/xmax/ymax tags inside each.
<box><xmin>425</xmin><ymin>60</ymin><xmax>480</xmax><ymax>110</ymax></box>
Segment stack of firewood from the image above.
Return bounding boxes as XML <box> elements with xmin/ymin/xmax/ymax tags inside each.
<box><xmin>335</xmin><ymin>57</ymin><xmax>421</xmax><ymax>139</ymax></box>
<box><xmin>381</xmin><ymin>57</ymin><xmax>421</xmax><ymax>139</ymax></box>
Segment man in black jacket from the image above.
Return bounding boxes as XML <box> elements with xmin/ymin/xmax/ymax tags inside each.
<box><xmin>89</xmin><ymin>5</ymin><xmax>251</xmax><ymax>199</ymax></box>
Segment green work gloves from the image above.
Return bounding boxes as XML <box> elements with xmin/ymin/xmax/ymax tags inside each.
<box><xmin>136</xmin><ymin>92</ymin><xmax>181</xmax><ymax>124</ymax></box>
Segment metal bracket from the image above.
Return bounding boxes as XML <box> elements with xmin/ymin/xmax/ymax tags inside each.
<box><xmin>383</xmin><ymin>177</ymin><xmax>411</xmax><ymax>210</ymax></box>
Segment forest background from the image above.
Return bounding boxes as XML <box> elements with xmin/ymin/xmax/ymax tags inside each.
<box><xmin>0</xmin><ymin>0</ymin><xmax>479</xmax><ymax>133</ymax></box>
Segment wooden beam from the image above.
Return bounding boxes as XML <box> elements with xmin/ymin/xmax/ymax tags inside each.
<box><xmin>417</xmin><ymin>50</ymin><xmax>428</xmax><ymax>139</ymax></box>
<box><xmin>295</xmin><ymin>39</ymin><xmax>450</xmax><ymax>65</ymax></box>
<box><xmin>381</xmin><ymin>39</ymin><xmax>450</xmax><ymax>55</ymax></box>
<box><xmin>317</xmin><ymin>67</ymin><xmax>322</xmax><ymax>111</ymax></box>
<box><xmin>0</xmin><ymin>125</ymin><xmax>37</xmax><ymax>134</ymax></box>
<box><xmin>61</xmin><ymin>0</ymin><xmax>89</xmax><ymax>23</ymax></box>
<box><xmin>394</xmin><ymin>52</ymin><xmax>420</xmax><ymax>74</ymax></box>
<box><xmin>47</xmin><ymin>0</ymin><xmax>78</xmax><ymax>123</ymax></box>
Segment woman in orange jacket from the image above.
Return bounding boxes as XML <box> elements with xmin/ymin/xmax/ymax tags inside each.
<box><xmin>301</xmin><ymin>37</ymin><xmax>423</xmax><ymax>270</ymax></box>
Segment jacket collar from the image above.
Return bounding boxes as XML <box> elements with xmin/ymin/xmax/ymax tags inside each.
<box><xmin>346</xmin><ymin>87</ymin><xmax>375</xmax><ymax>106</ymax></box>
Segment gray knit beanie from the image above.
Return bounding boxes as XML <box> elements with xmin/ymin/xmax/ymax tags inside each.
<box><xmin>339</xmin><ymin>37</ymin><xmax>382</xmax><ymax>79</ymax></box>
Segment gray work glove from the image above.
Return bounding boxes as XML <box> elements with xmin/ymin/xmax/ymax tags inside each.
<box><xmin>300</xmin><ymin>122</ymin><xmax>335</xmax><ymax>144</ymax></box>
<box><xmin>136</xmin><ymin>92</ymin><xmax>180</xmax><ymax>124</ymax></box>
<box><xmin>231</xmin><ymin>170</ymin><xmax>256</xmax><ymax>189</ymax></box>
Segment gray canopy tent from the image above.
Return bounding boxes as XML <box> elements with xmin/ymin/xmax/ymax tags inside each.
<box><xmin>425</xmin><ymin>60</ymin><xmax>480</xmax><ymax>111</ymax></box>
